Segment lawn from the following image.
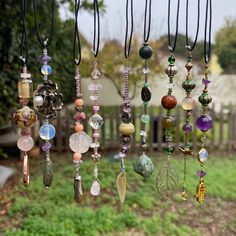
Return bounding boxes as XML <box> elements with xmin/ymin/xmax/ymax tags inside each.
<box><xmin>1</xmin><ymin>152</ymin><xmax>236</xmax><ymax>236</ymax></box>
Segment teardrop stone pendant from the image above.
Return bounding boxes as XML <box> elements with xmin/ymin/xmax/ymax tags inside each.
<box><xmin>74</xmin><ymin>176</ymin><xmax>83</xmax><ymax>203</ymax></box>
<box><xmin>117</xmin><ymin>171</ymin><xmax>126</xmax><ymax>203</ymax></box>
<box><xmin>133</xmin><ymin>153</ymin><xmax>154</xmax><ymax>177</ymax></box>
<box><xmin>43</xmin><ymin>158</ymin><xmax>53</xmax><ymax>188</ymax></box>
<box><xmin>90</xmin><ymin>179</ymin><xmax>100</xmax><ymax>196</ymax></box>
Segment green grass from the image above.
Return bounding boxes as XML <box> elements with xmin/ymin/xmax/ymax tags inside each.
<box><xmin>2</xmin><ymin>152</ymin><xmax>236</xmax><ymax>236</ymax></box>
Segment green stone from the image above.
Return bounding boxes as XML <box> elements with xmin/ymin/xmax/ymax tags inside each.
<box><xmin>168</xmin><ymin>56</ymin><xmax>175</xmax><ymax>65</ymax></box>
<box><xmin>141</xmin><ymin>114</ymin><xmax>150</xmax><ymax>124</ymax></box>
<box><xmin>133</xmin><ymin>153</ymin><xmax>154</xmax><ymax>177</ymax></box>
<box><xmin>144</xmin><ymin>82</ymin><xmax>149</xmax><ymax>87</ymax></box>
<box><xmin>166</xmin><ymin>146</ymin><xmax>174</xmax><ymax>155</ymax></box>
<box><xmin>198</xmin><ymin>93</ymin><xmax>212</xmax><ymax>106</ymax></box>
<box><xmin>139</xmin><ymin>44</ymin><xmax>153</xmax><ymax>60</ymax></box>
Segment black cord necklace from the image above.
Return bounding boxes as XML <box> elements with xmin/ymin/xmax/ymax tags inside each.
<box><xmin>133</xmin><ymin>0</ymin><xmax>154</xmax><ymax>178</ymax></box>
<box><xmin>88</xmin><ymin>0</ymin><xmax>104</xmax><ymax>197</ymax></box>
<box><xmin>195</xmin><ymin>0</ymin><xmax>213</xmax><ymax>204</ymax></box>
<box><xmin>69</xmin><ymin>0</ymin><xmax>92</xmax><ymax>203</ymax></box>
<box><xmin>33</xmin><ymin>0</ymin><xmax>63</xmax><ymax>188</ymax></box>
<box><xmin>156</xmin><ymin>0</ymin><xmax>180</xmax><ymax>200</ymax></box>
<box><xmin>117</xmin><ymin>0</ymin><xmax>135</xmax><ymax>203</ymax></box>
<box><xmin>179</xmin><ymin>0</ymin><xmax>200</xmax><ymax>201</ymax></box>
<box><xmin>14</xmin><ymin>0</ymin><xmax>37</xmax><ymax>186</ymax></box>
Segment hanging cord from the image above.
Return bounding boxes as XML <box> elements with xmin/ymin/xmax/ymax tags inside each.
<box><xmin>19</xmin><ymin>0</ymin><xmax>28</xmax><ymax>65</ymax></box>
<box><xmin>167</xmin><ymin>0</ymin><xmax>180</xmax><ymax>53</ymax></box>
<box><xmin>185</xmin><ymin>0</ymin><xmax>200</xmax><ymax>51</ymax></box>
<box><xmin>204</xmin><ymin>0</ymin><xmax>212</xmax><ymax>64</ymax></box>
<box><xmin>73</xmin><ymin>0</ymin><xmax>81</xmax><ymax>65</ymax></box>
<box><xmin>92</xmin><ymin>0</ymin><xmax>100</xmax><ymax>57</ymax></box>
<box><xmin>143</xmin><ymin>0</ymin><xmax>152</xmax><ymax>43</ymax></box>
<box><xmin>33</xmin><ymin>0</ymin><xmax>54</xmax><ymax>48</ymax></box>
<box><xmin>124</xmin><ymin>0</ymin><xmax>134</xmax><ymax>58</ymax></box>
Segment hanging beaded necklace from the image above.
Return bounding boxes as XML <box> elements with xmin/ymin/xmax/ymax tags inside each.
<box><xmin>33</xmin><ymin>0</ymin><xmax>63</xmax><ymax>188</ymax></box>
<box><xmin>133</xmin><ymin>0</ymin><xmax>154</xmax><ymax>178</ymax></box>
<box><xmin>195</xmin><ymin>0</ymin><xmax>213</xmax><ymax>204</ymax></box>
<box><xmin>88</xmin><ymin>0</ymin><xmax>104</xmax><ymax>197</ymax></box>
<box><xmin>117</xmin><ymin>0</ymin><xmax>135</xmax><ymax>203</ymax></box>
<box><xmin>156</xmin><ymin>0</ymin><xmax>180</xmax><ymax>200</ymax></box>
<box><xmin>14</xmin><ymin>0</ymin><xmax>37</xmax><ymax>186</ymax></box>
<box><xmin>179</xmin><ymin>0</ymin><xmax>200</xmax><ymax>200</ymax></box>
<box><xmin>69</xmin><ymin>0</ymin><xmax>92</xmax><ymax>203</ymax></box>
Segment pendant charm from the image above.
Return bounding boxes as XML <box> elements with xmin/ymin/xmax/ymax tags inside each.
<box><xmin>195</xmin><ymin>179</ymin><xmax>206</xmax><ymax>203</ymax></box>
<box><xmin>74</xmin><ymin>175</ymin><xmax>83</xmax><ymax>203</ymax></box>
<box><xmin>117</xmin><ymin>171</ymin><xmax>126</xmax><ymax>203</ymax></box>
<box><xmin>133</xmin><ymin>153</ymin><xmax>154</xmax><ymax>177</ymax></box>
<box><xmin>90</xmin><ymin>179</ymin><xmax>100</xmax><ymax>196</ymax></box>
<box><xmin>23</xmin><ymin>153</ymin><xmax>29</xmax><ymax>186</ymax></box>
<box><xmin>43</xmin><ymin>157</ymin><xmax>53</xmax><ymax>188</ymax></box>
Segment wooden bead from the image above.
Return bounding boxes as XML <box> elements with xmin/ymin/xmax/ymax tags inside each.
<box><xmin>75</xmin><ymin>123</ymin><xmax>83</xmax><ymax>132</ymax></box>
<box><xmin>161</xmin><ymin>95</ymin><xmax>177</xmax><ymax>110</ymax></box>
<box><xmin>119</xmin><ymin>122</ymin><xmax>135</xmax><ymax>135</ymax></box>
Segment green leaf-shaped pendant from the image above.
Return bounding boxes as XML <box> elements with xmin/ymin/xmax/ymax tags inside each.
<box><xmin>117</xmin><ymin>171</ymin><xmax>126</xmax><ymax>203</ymax></box>
<box><xmin>133</xmin><ymin>153</ymin><xmax>154</xmax><ymax>177</ymax></box>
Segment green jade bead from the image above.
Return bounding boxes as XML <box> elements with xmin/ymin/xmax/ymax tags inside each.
<box><xmin>139</xmin><ymin>43</ymin><xmax>153</xmax><ymax>60</ymax></box>
<box><xmin>141</xmin><ymin>114</ymin><xmax>150</xmax><ymax>124</ymax></box>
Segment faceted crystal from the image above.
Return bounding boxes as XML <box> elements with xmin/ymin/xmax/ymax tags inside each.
<box><xmin>141</xmin><ymin>114</ymin><xmax>150</xmax><ymax>124</ymax></box>
<box><xmin>17</xmin><ymin>136</ymin><xmax>34</xmax><ymax>152</ymax></box>
<box><xmin>91</xmin><ymin>68</ymin><xmax>101</xmax><ymax>78</ymax></box>
<box><xmin>143</xmin><ymin>68</ymin><xmax>150</xmax><ymax>74</ymax></box>
<box><xmin>41</xmin><ymin>55</ymin><xmax>51</xmax><ymax>63</ymax></box>
<box><xmin>117</xmin><ymin>171</ymin><xmax>126</xmax><ymax>203</ymax></box>
<box><xmin>166</xmin><ymin>83</ymin><xmax>175</xmax><ymax>89</ymax></box>
<box><xmin>88</xmin><ymin>114</ymin><xmax>104</xmax><ymax>129</ymax></box>
<box><xmin>197</xmin><ymin>170</ymin><xmax>207</xmax><ymax>177</ymax></box>
<box><xmin>39</xmin><ymin>124</ymin><xmax>56</xmax><ymax>140</ymax></box>
<box><xmin>69</xmin><ymin>132</ymin><xmax>92</xmax><ymax>153</ymax></box>
<box><xmin>88</xmin><ymin>84</ymin><xmax>102</xmax><ymax>91</ymax></box>
<box><xmin>90</xmin><ymin>180</ymin><xmax>100</xmax><ymax>196</ymax></box>
<box><xmin>41</xmin><ymin>65</ymin><xmax>52</xmax><ymax>76</ymax></box>
<box><xmin>90</xmin><ymin>142</ymin><xmax>100</xmax><ymax>148</ymax></box>
<box><xmin>42</xmin><ymin>142</ymin><xmax>52</xmax><ymax>152</ymax></box>
<box><xmin>89</xmin><ymin>95</ymin><xmax>99</xmax><ymax>101</ymax></box>
<box><xmin>198</xmin><ymin>148</ymin><xmax>208</xmax><ymax>163</ymax></box>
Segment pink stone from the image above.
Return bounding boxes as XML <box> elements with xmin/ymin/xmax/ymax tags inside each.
<box><xmin>17</xmin><ymin>136</ymin><xmax>34</xmax><ymax>152</ymax></box>
<box><xmin>93</xmin><ymin>105</ymin><xmax>100</xmax><ymax>113</ymax></box>
<box><xmin>90</xmin><ymin>180</ymin><xmax>100</xmax><ymax>196</ymax></box>
<box><xmin>93</xmin><ymin>132</ymin><xmax>99</xmax><ymax>139</ymax></box>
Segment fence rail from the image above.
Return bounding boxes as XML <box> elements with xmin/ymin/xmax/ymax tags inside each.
<box><xmin>29</xmin><ymin>104</ymin><xmax>236</xmax><ymax>154</ymax></box>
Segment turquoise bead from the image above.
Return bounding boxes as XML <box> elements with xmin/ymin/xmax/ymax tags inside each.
<box><xmin>41</xmin><ymin>65</ymin><xmax>52</xmax><ymax>76</ymax></box>
<box><xmin>39</xmin><ymin>124</ymin><xmax>56</xmax><ymax>140</ymax></box>
<box><xmin>141</xmin><ymin>114</ymin><xmax>150</xmax><ymax>124</ymax></box>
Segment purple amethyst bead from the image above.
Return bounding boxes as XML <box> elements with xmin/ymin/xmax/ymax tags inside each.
<box><xmin>42</xmin><ymin>142</ymin><xmax>52</xmax><ymax>152</ymax></box>
<box><xmin>197</xmin><ymin>170</ymin><xmax>207</xmax><ymax>177</ymax></box>
<box><xmin>41</xmin><ymin>55</ymin><xmax>51</xmax><ymax>63</ymax></box>
<box><xmin>182</xmin><ymin>123</ymin><xmax>192</xmax><ymax>133</ymax></box>
<box><xmin>202</xmin><ymin>78</ymin><xmax>211</xmax><ymax>85</ymax></box>
<box><xmin>196</xmin><ymin>115</ymin><xmax>213</xmax><ymax>132</ymax></box>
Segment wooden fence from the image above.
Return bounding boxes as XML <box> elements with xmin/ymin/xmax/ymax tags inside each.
<box><xmin>30</xmin><ymin>103</ymin><xmax>236</xmax><ymax>154</ymax></box>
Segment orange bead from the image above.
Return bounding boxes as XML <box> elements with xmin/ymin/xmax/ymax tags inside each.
<box><xmin>75</xmin><ymin>123</ymin><xmax>83</xmax><ymax>132</ymax></box>
<box><xmin>73</xmin><ymin>152</ymin><xmax>82</xmax><ymax>161</ymax></box>
<box><xmin>75</xmin><ymin>98</ymin><xmax>84</xmax><ymax>107</ymax></box>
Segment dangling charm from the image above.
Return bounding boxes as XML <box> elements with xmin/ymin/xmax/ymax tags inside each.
<box><xmin>117</xmin><ymin>65</ymin><xmax>135</xmax><ymax>203</ymax></box>
<box><xmin>134</xmin><ymin>0</ymin><xmax>154</xmax><ymax>178</ymax></box>
<box><xmin>195</xmin><ymin>0</ymin><xmax>212</xmax><ymax>203</ymax></box>
<box><xmin>89</xmin><ymin>61</ymin><xmax>103</xmax><ymax>197</ymax></box>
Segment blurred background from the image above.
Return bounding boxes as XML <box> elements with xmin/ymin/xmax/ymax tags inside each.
<box><xmin>0</xmin><ymin>0</ymin><xmax>236</xmax><ymax>236</ymax></box>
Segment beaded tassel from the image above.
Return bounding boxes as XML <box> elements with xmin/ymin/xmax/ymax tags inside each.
<box><xmin>179</xmin><ymin>52</ymin><xmax>196</xmax><ymax>200</ymax></box>
<box><xmin>14</xmin><ymin>66</ymin><xmax>37</xmax><ymax>186</ymax></box>
<box><xmin>33</xmin><ymin>46</ymin><xmax>63</xmax><ymax>188</ymax></box>
<box><xmin>117</xmin><ymin>64</ymin><xmax>135</xmax><ymax>203</ymax></box>
<box><xmin>133</xmin><ymin>43</ymin><xmax>153</xmax><ymax>177</ymax></box>
<box><xmin>88</xmin><ymin>61</ymin><xmax>104</xmax><ymax>197</ymax></box>
<box><xmin>156</xmin><ymin>55</ymin><xmax>178</xmax><ymax>199</ymax></box>
<box><xmin>69</xmin><ymin>67</ymin><xmax>92</xmax><ymax>203</ymax></box>
<box><xmin>195</xmin><ymin>64</ymin><xmax>213</xmax><ymax>203</ymax></box>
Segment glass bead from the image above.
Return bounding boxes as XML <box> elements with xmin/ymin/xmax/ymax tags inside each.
<box><xmin>88</xmin><ymin>114</ymin><xmax>104</xmax><ymax>129</ymax></box>
<box><xmin>198</xmin><ymin>148</ymin><xmax>208</xmax><ymax>163</ymax></box>
<box><xmin>39</xmin><ymin>124</ymin><xmax>56</xmax><ymax>140</ymax></box>
<box><xmin>181</xmin><ymin>97</ymin><xmax>196</xmax><ymax>111</ymax></box>
<box><xmin>33</xmin><ymin>95</ymin><xmax>44</xmax><ymax>107</ymax></box>
<box><xmin>41</xmin><ymin>65</ymin><xmax>52</xmax><ymax>76</ymax></box>
<box><xmin>168</xmin><ymin>56</ymin><xmax>175</xmax><ymax>64</ymax></box>
<box><xmin>196</xmin><ymin>115</ymin><xmax>213</xmax><ymax>132</ymax></box>
<box><xmin>90</xmin><ymin>142</ymin><xmax>100</xmax><ymax>148</ymax></box>
<box><xmin>91</xmin><ymin>68</ymin><xmax>101</xmax><ymax>78</ymax></box>
<box><xmin>14</xmin><ymin>106</ymin><xmax>37</xmax><ymax>128</ymax></box>
<box><xmin>41</xmin><ymin>55</ymin><xmax>51</xmax><ymax>63</ymax></box>
<box><xmin>143</xmin><ymin>68</ymin><xmax>150</xmax><ymax>74</ymax></box>
<box><xmin>162</xmin><ymin>116</ymin><xmax>176</xmax><ymax>129</ymax></box>
<box><xmin>18</xmin><ymin>79</ymin><xmax>33</xmax><ymax>99</ymax></box>
<box><xmin>42</xmin><ymin>142</ymin><xmax>52</xmax><ymax>152</ymax></box>
<box><xmin>166</xmin><ymin>83</ymin><xmax>175</xmax><ymax>89</ymax></box>
<box><xmin>88</xmin><ymin>84</ymin><xmax>102</xmax><ymax>91</ymax></box>
<box><xmin>17</xmin><ymin>136</ymin><xmax>34</xmax><ymax>152</ymax></box>
<box><xmin>89</xmin><ymin>95</ymin><xmax>99</xmax><ymax>101</ymax></box>
<box><xmin>182</xmin><ymin>124</ymin><xmax>192</xmax><ymax>133</ymax></box>
<box><xmin>197</xmin><ymin>170</ymin><xmax>207</xmax><ymax>177</ymax></box>
<box><xmin>69</xmin><ymin>132</ymin><xmax>92</xmax><ymax>153</ymax></box>
<box><xmin>141</xmin><ymin>114</ymin><xmax>150</xmax><ymax>124</ymax></box>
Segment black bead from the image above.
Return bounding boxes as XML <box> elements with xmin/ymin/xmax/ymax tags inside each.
<box><xmin>122</xmin><ymin>112</ymin><xmax>132</xmax><ymax>123</ymax></box>
<box><xmin>141</xmin><ymin>87</ymin><xmax>151</xmax><ymax>102</ymax></box>
<box><xmin>120</xmin><ymin>135</ymin><xmax>131</xmax><ymax>144</ymax></box>
<box><xmin>139</xmin><ymin>44</ymin><xmax>153</xmax><ymax>60</ymax></box>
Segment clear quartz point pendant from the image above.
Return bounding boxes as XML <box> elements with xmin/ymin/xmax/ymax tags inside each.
<box><xmin>88</xmin><ymin>114</ymin><xmax>104</xmax><ymax>129</ymax></box>
<box><xmin>117</xmin><ymin>171</ymin><xmax>126</xmax><ymax>203</ymax></box>
<box><xmin>90</xmin><ymin>180</ymin><xmax>100</xmax><ymax>196</ymax></box>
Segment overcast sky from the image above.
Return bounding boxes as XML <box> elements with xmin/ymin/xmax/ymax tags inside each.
<box><xmin>60</xmin><ymin>0</ymin><xmax>236</xmax><ymax>44</ymax></box>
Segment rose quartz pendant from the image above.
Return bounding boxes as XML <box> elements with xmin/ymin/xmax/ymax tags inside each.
<box><xmin>90</xmin><ymin>180</ymin><xmax>100</xmax><ymax>196</ymax></box>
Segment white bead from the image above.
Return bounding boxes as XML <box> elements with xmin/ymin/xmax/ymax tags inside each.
<box><xmin>33</xmin><ymin>95</ymin><xmax>44</xmax><ymax>107</ymax></box>
<box><xmin>17</xmin><ymin>136</ymin><xmax>34</xmax><ymax>152</ymax></box>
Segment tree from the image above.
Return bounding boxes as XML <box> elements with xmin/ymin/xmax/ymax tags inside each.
<box><xmin>215</xmin><ymin>18</ymin><xmax>236</xmax><ymax>74</ymax></box>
